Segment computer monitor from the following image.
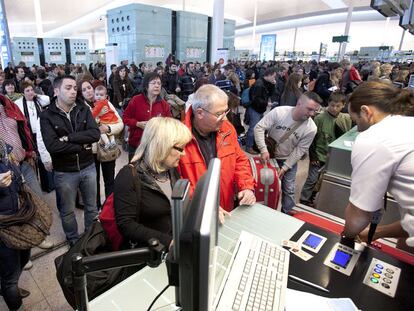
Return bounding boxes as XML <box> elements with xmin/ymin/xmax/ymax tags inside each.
<box><xmin>408</xmin><ymin>74</ymin><xmax>414</xmax><ymax>89</ymax></box>
<box><xmin>176</xmin><ymin>158</ymin><xmax>221</xmax><ymax>311</ymax></box>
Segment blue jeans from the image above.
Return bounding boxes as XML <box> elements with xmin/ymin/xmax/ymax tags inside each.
<box><xmin>54</xmin><ymin>163</ymin><xmax>98</xmax><ymax>244</ymax></box>
<box><xmin>20</xmin><ymin>161</ymin><xmax>42</xmax><ymax>196</ymax></box>
<box><xmin>277</xmin><ymin>159</ymin><xmax>298</xmax><ymax>214</ymax></box>
<box><xmin>246</xmin><ymin>107</ymin><xmax>263</xmax><ymax>148</ymax></box>
<box><xmin>300</xmin><ymin>162</ymin><xmax>323</xmax><ymax>203</ymax></box>
<box><xmin>0</xmin><ymin>241</ymin><xmax>30</xmax><ymax>310</ymax></box>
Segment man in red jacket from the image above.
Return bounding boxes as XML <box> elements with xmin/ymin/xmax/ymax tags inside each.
<box><xmin>178</xmin><ymin>85</ymin><xmax>256</xmax><ymax>222</ymax></box>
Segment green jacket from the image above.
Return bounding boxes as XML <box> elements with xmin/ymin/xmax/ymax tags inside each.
<box><xmin>309</xmin><ymin>111</ymin><xmax>352</xmax><ymax>163</ymax></box>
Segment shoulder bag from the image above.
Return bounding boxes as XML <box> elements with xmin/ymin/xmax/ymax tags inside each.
<box><xmin>265</xmin><ymin>122</ymin><xmax>304</xmax><ymax>158</ymax></box>
<box><xmin>0</xmin><ymin>181</ymin><xmax>52</xmax><ymax>250</ymax></box>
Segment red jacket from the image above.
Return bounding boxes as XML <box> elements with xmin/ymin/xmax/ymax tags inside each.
<box><xmin>0</xmin><ymin>94</ymin><xmax>34</xmax><ymax>159</ymax></box>
<box><xmin>342</xmin><ymin>66</ymin><xmax>362</xmax><ymax>82</ymax></box>
<box><xmin>122</xmin><ymin>94</ymin><xmax>171</xmax><ymax>148</ymax></box>
<box><xmin>178</xmin><ymin>108</ymin><xmax>255</xmax><ymax>212</ymax></box>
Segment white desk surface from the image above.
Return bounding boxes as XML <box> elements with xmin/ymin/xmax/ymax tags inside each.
<box><xmin>89</xmin><ymin>204</ymin><xmax>304</xmax><ymax>310</ymax></box>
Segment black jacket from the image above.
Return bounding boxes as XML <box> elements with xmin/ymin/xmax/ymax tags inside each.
<box><xmin>314</xmin><ymin>71</ymin><xmax>333</xmax><ymax>106</ymax></box>
<box><xmin>249</xmin><ymin>78</ymin><xmax>276</xmax><ymax>114</ymax></box>
<box><xmin>39</xmin><ymin>100</ymin><xmax>100</xmax><ymax>172</ymax></box>
<box><xmin>39</xmin><ymin>79</ymin><xmax>54</xmax><ymax>98</ymax></box>
<box><xmin>114</xmin><ymin>163</ymin><xmax>179</xmax><ymax>249</ymax></box>
<box><xmin>0</xmin><ymin>162</ymin><xmax>19</xmax><ymax>216</ymax></box>
<box><xmin>163</xmin><ymin>72</ymin><xmax>179</xmax><ymax>94</ymax></box>
<box><xmin>274</xmin><ymin>75</ymin><xmax>286</xmax><ymax>104</ymax></box>
<box><xmin>179</xmin><ymin>73</ymin><xmax>195</xmax><ymax>101</ymax></box>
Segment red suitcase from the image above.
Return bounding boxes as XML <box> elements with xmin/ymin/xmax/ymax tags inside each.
<box><xmin>248</xmin><ymin>157</ymin><xmax>281</xmax><ymax>210</ymax></box>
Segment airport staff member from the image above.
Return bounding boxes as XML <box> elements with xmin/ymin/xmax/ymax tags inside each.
<box><xmin>342</xmin><ymin>81</ymin><xmax>414</xmax><ymax>248</ymax></box>
<box><xmin>178</xmin><ymin>84</ymin><xmax>256</xmax><ymax>221</ymax></box>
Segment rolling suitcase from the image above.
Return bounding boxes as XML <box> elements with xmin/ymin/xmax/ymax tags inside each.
<box><xmin>249</xmin><ymin>157</ymin><xmax>281</xmax><ymax>211</ymax></box>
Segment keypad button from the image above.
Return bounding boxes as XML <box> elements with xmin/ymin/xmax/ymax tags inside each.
<box><xmin>372</xmin><ymin>273</ymin><xmax>380</xmax><ymax>279</ymax></box>
<box><xmin>384</xmin><ymin>273</ymin><xmax>393</xmax><ymax>279</ymax></box>
<box><xmin>383</xmin><ymin>278</ymin><xmax>392</xmax><ymax>284</ymax></box>
<box><xmin>386</xmin><ymin>268</ymin><xmax>394</xmax><ymax>274</ymax></box>
<box><xmin>374</xmin><ymin>268</ymin><xmax>382</xmax><ymax>274</ymax></box>
<box><xmin>376</xmin><ymin>264</ymin><xmax>384</xmax><ymax>269</ymax></box>
<box><xmin>370</xmin><ymin>277</ymin><xmax>379</xmax><ymax>284</ymax></box>
<box><xmin>381</xmin><ymin>283</ymin><xmax>390</xmax><ymax>289</ymax></box>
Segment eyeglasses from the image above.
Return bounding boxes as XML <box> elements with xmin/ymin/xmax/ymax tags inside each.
<box><xmin>173</xmin><ymin>146</ymin><xmax>185</xmax><ymax>153</ymax></box>
<box><xmin>201</xmin><ymin>108</ymin><xmax>231</xmax><ymax>120</ymax></box>
<box><xmin>148</xmin><ymin>81</ymin><xmax>162</xmax><ymax>86</ymax></box>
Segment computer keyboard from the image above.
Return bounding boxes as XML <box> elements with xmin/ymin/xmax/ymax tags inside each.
<box><xmin>215</xmin><ymin>230</ymin><xmax>289</xmax><ymax>311</ymax></box>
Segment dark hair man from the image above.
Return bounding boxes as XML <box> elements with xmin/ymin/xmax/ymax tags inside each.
<box><xmin>341</xmin><ymin>81</ymin><xmax>414</xmax><ymax>250</ymax></box>
<box><xmin>40</xmin><ymin>75</ymin><xmax>100</xmax><ymax>245</ymax></box>
<box><xmin>245</xmin><ymin>67</ymin><xmax>277</xmax><ymax>154</ymax></box>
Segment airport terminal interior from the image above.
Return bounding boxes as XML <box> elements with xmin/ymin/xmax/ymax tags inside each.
<box><xmin>1</xmin><ymin>0</ymin><xmax>414</xmax><ymax>310</ymax></box>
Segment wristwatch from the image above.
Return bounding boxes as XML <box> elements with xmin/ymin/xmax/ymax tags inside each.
<box><xmin>340</xmin><ymin>231</ymin><xmax>355</xmax><ymax>248</ymax></box>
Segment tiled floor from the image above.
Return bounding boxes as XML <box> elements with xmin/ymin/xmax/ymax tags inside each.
<box><xmin>0</xmin><ymin>148</ymin><xmax>309</xmax><ymax>311</ymax></box>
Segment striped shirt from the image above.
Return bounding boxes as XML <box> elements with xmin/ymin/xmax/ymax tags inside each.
<box><xmin>0</xmin><ymin>104</ymin><xmax>26</xmax><ymax>162</ymax></box>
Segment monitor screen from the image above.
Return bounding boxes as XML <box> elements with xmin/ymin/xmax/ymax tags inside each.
<box><xmin>408</xmin><ymin>74</ymin><xmax>414</xmax><ymax>89</ymax></box>
<box><xmin>331</xmin><ymin>249</ymin><xmax>352</xmax><ymax>268</ymax></box>
<box><xmin>177</xmin><ymin>158</ymin><xmax>221</xmax><ymax>311</ymax></box>
<box><xmin>303</xmin><ymin>234</ymin><xmax>323</xmax><ymax>250</ymax></box>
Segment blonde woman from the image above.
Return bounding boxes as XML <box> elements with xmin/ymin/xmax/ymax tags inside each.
<box><xmin>379</xmin><ymin>63</ymin><xmax>393</xmax><ymax>80</ymax></box>
<box><xmin>113</xmin><ymin>117</ymin><xmax>191</xmax><ymax>250</ymax></box>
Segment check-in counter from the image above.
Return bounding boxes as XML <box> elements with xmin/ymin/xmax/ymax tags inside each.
<box><xmin>88</xmin><ymin>205</ymin><xmax>414</xmax><ymax>311</ymax></box>
<box><xmin>316</xmin><ymin>127</ymin><xmax>401</xmax><ymax>226</ymax></box>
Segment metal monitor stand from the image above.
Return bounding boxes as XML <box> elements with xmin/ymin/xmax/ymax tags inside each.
<box><xmin>71</xmin><ymin>238</ymin><xmax>165</xmax><ymax>311</ymax></box>
<box><xmin>167</xmin><ymin>179</ymin><xmax>190</xmax><ymax>306</ymax></box>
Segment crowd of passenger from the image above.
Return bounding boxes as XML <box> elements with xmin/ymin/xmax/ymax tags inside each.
<box><xmin>1</xmin><ymin>56</ymin><xmax>414</xmax><ymax>311</ymax></box>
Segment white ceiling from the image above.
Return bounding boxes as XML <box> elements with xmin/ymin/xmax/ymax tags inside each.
<box><xmin>5</xmin><ymin>0</ymin><xmax>372</xmax><ymax>48</ymax></box>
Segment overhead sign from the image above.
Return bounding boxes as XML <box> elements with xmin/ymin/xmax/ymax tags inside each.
<box><xmin>332</xmin><ymin>35</ymin><xmax>350</xmax><ymax>43</ymax></box>
<box><xmin>259</xmin><ymin>34</ymin><xmax>276</xmax><ymax>61</ymax></box>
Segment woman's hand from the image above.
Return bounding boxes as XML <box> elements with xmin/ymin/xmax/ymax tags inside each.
<box><xmin>0</xmin><ymin>171</ymin><xmax>12</xmax><ymax>188</ymax></box>
<box><xmin>136</xmin><ymin>121</ymin><xmax>147</xmax><ymax>129</ymax></box>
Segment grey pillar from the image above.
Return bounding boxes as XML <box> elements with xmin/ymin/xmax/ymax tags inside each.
<box><xmin>399</xmin><ymin>28</ymin><xmax>406</xmax><ymax>51</ymax></box>
<box><xmin>339</xmin><ymin>2</ymin><xmax>354</xmax><ymax>60</ymax></box>
<box><xmin>0</xmin><ymin>0</ymin><xmax>13</xmax><ymax>66</ymax></box>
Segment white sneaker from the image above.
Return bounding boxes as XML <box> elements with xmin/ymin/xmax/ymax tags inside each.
<box><xmin>38</xmin><ymin>239</ymin><xmax>54</xmax><ymax>249</ymax></box>
<box><xmin>23</xmin><ymin>260</ymin><xmax>33</xmax><ymax>270</ymax></box>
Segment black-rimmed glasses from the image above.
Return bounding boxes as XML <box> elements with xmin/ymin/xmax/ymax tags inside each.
<box><xmin>173</xmin><ymin>146</ymin><xmax>185</xmax><ymax>153</ymax></box>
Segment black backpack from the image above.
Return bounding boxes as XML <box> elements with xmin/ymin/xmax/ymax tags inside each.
<box><xmin>54</xmin><ymin>221</ymin><xmax>138</xmax><ymax>309</ymax></box>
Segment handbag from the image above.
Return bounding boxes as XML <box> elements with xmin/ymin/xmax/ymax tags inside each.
<box><xmin>55</xmin><ymin>220</ymin><xmax>137</xmax><ymax>309</ymax></box>
<box><xmin>99</xmin><ymin>163</ymin><xmax>141</xmax><ymax>251</ymax></box>
<box><xmin>265</xmin><ymin>122</ymin><xmax>304</xmax><ymax>159</ymax></box>
<box><xmin>165</xmin><ymin>94</ymin><xmax>185</xmax><ymax>120</ymax></box>
<box><xmin>96</xmin><ymin>143</ymin><xmax>121</xmax><ymax>163</ymax></box>
<box><xmin>0</xmin><ymin>182</ymin><xmax>52</xmax><ymax>249</ymax></box>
